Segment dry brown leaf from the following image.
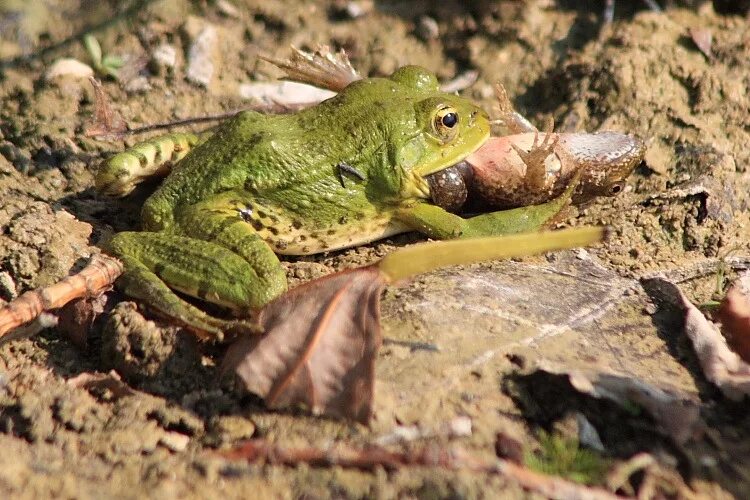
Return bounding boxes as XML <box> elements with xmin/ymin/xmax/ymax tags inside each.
<box><xmin>57</xmin><ymin>294</ymin><xmax>107</xmax><ymax>349</ymax></box>
<box><xmin>84</xmin><ymin>77</ymin><xmax>128</xmax><ymax>139</ymax></box>
<box><xmin>717</xmin><ymin>274</ymin><xmax>750</xmax><ymax>363</ymax></box>
<box><xmin>222</xmin><ymin>266</ymin><xmax>385</xmax><ymax>424</ymax></box>
<box><xmin>67</xmin><ymin>370</ymin><xmax>137</xmax><ymax>399</ymax></box>
<box><xmin>688</xmin><ymin>27</ymin><xmax>713</xmax><ymax>59</ymax></box>
<box><xmin>643</xmin><ymin>276</ymin><xmax>750</xmax><ymax>400</ymax></box>
<box><xmin>259</xmin><ymin>45</ymin><xmax>361</xmax><ymax>92</ymax></box>
<box><xmin>536</xmin><ymin>361</ymin><xmax>703</xmax><ymax>446</ymax></box>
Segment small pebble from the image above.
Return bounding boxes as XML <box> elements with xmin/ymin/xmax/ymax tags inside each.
<box><xmin>184</xmin><ymin>20</ymin><xmax>218</xmax><ymax>88</ymax></box>
<box><xmin>159</xmin><ymin>431</ymin><xmax>190</xmax><ymax>452</ymax></box>
<box><xmin>151</xmin><ymin>43</ymin><xmax>177</xmax><ymax>69</ymax></box>
<box><xmin>124</xmin><ymin>75</ymin><xmax>152</xmax><ymax>93</ymax></box>
<box><xmin>215</xmin><ymin>0</ymin><xmax>240</xmax><ymax>18</ymax></box>
<box><xmin>45</xmin><ymin>58</ymin><xmax>94</xmax><ymax>81</ymax></box>
<box><xmin>416</xmin><ymin>16</ymin><xmax>439</xmax><ymax>41</ymax></box>
<box><xmin>448</xmin><ymin>416</ymin><xmax>472</xmax><ymax>437</ymax></box>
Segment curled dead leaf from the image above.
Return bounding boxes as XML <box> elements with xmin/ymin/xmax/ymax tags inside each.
<box><xmin>536</xmin><ymin>361</ymin><xmax>703</xmax><ymax>446</ymax></box>
<box><xmin>58</xmin><ymin>294</ymin><xmax>107</xmax><ymax>349</ymax></box>
<box><xmin>643</xmin><ymin>276</ymin><xmax>750</xmax><ymax>401</ymax></box>
<box><xmin>717</xmin><ymin>274</ymin><xmax>750</xmax><ymax>363</ymax></box>
<box><xmin>259</xmin><ymin>45</ymin><xmax>361</xmax><ymax>92</ymax></box>
<box><xmin>84</xmin><ymin>77</ymin><xmax>128</xmax><ymax>139</ymax></box>
<box><xmin>222</xmin><ymin>266</ymin><xmax>385</xmax><ymax>424</ymax></box>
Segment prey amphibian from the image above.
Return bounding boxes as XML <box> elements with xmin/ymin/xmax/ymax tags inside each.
<box><xmin>96</xmin><ymin>66</ymin><xmax>573</xmax><ymax>339</ymax></box>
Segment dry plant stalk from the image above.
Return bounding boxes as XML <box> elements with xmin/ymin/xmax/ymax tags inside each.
<box><xmin>218</xmin><ymin>439</ymin><xmax>623</xmax><ymax>500</ymax></box>
<box><xmin>0</xmin><ymin>254</ymin><xmax>123</xmax><ymax>338</ymax></box>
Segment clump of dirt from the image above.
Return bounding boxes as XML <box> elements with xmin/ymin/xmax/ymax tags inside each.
<box><xmin>1</xmin><ymin>1</ymin><xmax>750</xmax><ymax>498</ymax></box>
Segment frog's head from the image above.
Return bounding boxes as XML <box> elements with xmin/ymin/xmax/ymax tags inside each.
<box><xmin>366</xmin><ymin>66</ymin><xmax>490</xmax><ymax>201</ymax></box>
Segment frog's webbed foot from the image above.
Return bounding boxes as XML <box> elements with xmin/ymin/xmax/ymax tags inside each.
<box><xmin>336</xmin><ymin>162</ymin><xmax>366</xmax><ymax>188</ymax></box>
<box><xmin>509</xmin><ymin>117</ymin><xmax>560</xmax><ymax>191</ymax></box>
<box><xmin>492</xmin><ymin>83</ymin><xmax>538</xmax><ymax>134</ymax></box>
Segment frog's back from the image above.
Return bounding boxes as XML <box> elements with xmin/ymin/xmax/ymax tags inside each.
<box><xmin>140</xmin><ymin>109</ymin><xmax>341</xmax><ymax>230</ymax></box>
<box><xmin>142</xmin><ymin>74</ymin><xmax>445</xmax><ymax>232</ymax></box>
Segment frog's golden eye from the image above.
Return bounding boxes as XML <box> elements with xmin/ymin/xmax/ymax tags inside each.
<box><xmin>432</xmin><ymin>106</ymin><xmax>459</xmax><ymax>142</ymax></box>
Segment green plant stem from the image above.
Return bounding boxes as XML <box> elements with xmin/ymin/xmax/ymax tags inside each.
<box><xmin>378</xmin><ymin>226</ymin><xmax>606</xmax><ymax>283</ymax></box>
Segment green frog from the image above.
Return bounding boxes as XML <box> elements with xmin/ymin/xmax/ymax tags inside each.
<box><xmin>96</xmin><ymin>66</ymin><xmax>571</xmax><ymax>340</ymax></box>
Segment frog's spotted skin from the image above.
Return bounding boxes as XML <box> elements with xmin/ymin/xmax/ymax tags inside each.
<box><xmin>235</xmin><ymin>198</ymin><xmax>406</xmax><ymax>255</ymax></box>
<box><xmin>96</xmin><ymin>132</ymin><xmax>201</xmax><ymax>196</ymax></box>
<box><xmin>99</xmin><ymin>66</ymin><xmax>572</xmax><ymax>340</ymax></box>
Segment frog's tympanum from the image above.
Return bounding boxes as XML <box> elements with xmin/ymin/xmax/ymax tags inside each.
<box><xmin>97</xmin><ymin>66</ymin><xmax>573</xmax><ymax>338</ymax></box>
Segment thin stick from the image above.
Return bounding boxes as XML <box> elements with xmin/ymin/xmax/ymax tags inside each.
<box><xmin>104</xmin><ymin>101</ymin><xmax>319</xmax><ymax>139</ymax></box>
<box><xmin>218</xmin><ymin>439</ymin><xmax>624</xmax><ymax>500</ymax></box>
<box><xmin>0</xmin><ymin>255</ymin><xmax>123</xmax><ymax>338</ymax></box>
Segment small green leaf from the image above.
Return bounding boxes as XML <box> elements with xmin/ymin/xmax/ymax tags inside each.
<box><xmin>102</xmin><ymin>54</ymin><xmax>125</xmax><ymax>70</ymax></box>
<box><xmin>83</xmin><ymin>34</ymin><xmax>103</xmax><ymax>68</ymax></box>
<box><xmin>525</xmin><ymin>431</ymin><xmax>610</xmax><ymax>485</ymax></box>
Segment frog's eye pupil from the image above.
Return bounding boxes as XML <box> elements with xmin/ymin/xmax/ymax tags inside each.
<box><xmin>442</xmin><ymin>112</ymin><xmax>458</xmax><ymax>128</ymax></box>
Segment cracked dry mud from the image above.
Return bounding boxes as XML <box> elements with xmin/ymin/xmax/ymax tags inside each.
<box><xmin>1</xmin><ymin>1</ymin><xmax>750</xmax><ymax>498</ymax></box>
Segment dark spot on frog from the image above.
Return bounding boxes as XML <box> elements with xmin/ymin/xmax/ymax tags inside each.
<box><xmin>250</xmin><ymin>219</ymin><xmax>265</xmax><ymax>231</ymax></box>
<box><xmin>292</xmin><ymin>220</ymin><xmax>303</xmax><ymax>229</ymax></box>
<box><xmin>153</xmin><ymin>263</ymin><xmax>166</xmax><ymax>276</ymax></box>
<box><xmin>338</xmin><ymin>216</ymin><xmax>348</xmax><ymax>225</ymax></box>
<box><xmin>267</xmin><ymin>226</ymin><xmax>280</xmax><ymax>236</ymax></box>
<box><xmin>197</xmin><ymin>280</ymin><xmax>213</xmax><ymax>300</ymax></box>
<box><xmin>133</xmin><ymin>151</ymin><xmax>148</xmax><ymax>167</ymax></box>
<box><xmin>238</xmin><ymin>207</ymin><xmax>253</xmax><ymax>222</ymax></box>
<box><xmin>327</xmin><ymin>229</ymin><xmax>337</xmax><ymax>235</ymax></box>
<box><xmin>247</xmin><ymin>133</ymin><xmax>264</xmax><ymax>147</ymax></box>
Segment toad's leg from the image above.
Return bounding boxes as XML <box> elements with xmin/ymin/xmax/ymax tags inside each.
<box><xmin>397</xmin><ymin>181</ymin><xmax>574</xmax><ymax>240</ymax></box>
<box><xmin>493</xmin><ymin>83</ymin><xmax>538</xmax><ymax>134</ymax></box>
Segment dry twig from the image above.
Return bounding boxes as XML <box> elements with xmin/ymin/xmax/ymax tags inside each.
<box><xmin>218</xmin><ymin>439</ymin><xmax>624</xmax><ymax>500</ymax></box>
<box><xmin>0</xmin><ymin>254</ymin><xmax>123</xmax><ymax>339</ymax></box>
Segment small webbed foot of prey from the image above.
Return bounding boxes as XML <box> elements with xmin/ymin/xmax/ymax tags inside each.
<box><xmin>492</xmin><ymin>83</ymin><xmax>538</xmax><ymax>134</ymax></box>
<box><xmin>509</xmin><ymin>117</ymin><xmax>559</xmax><ymax>191</ymax></box>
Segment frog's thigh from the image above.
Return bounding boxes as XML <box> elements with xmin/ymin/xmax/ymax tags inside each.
<box><xmin>176</xmin><ymin>193</ymin><xmax>287</xmax><ymax>307</ymax></box>
<box><xmin>107</xmin><ymin>232</ymin><xmax>263</xmax><ymax>336</ymax></box>
<box><xmin>398</xmin><ymin>187</ymin><xmax>572</xmax><ymax>239</ymax></box>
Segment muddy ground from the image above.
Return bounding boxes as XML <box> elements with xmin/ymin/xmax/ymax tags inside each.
<box><xmin>1</xmin><ymin>0</ymin><xmax>750</xmax><ymax>498</ymax></box>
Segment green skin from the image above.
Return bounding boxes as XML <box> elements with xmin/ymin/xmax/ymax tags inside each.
<box><xmin>100</xmin><ymin>66</ymin><xmax>571</xmax><ymax>339</ymax></box>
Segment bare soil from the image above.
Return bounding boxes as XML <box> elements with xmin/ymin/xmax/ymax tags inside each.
<box><xmin>1</xmin><ymin>1</ymin><xmax>750</xmax><ymax>498</ymax></box>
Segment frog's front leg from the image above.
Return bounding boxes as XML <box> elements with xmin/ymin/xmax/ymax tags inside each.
<box><xmin>396</xmin><ymin>182</ymin><xmax>573</xmax><ymax>240</ymax></box>
<box><xmin>106</xmin><ymin>192</ymin><xmax>287</xmax><ymax>340</ymax></box>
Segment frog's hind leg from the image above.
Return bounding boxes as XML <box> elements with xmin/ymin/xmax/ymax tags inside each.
<box><xmin>174</xmin><ymin>191</ymin><xmax>288</xmax><ymax>306</ymax></box>
<box><xmin>96</xmin><ymin>132</ymin><xmax>205</xmax><ymax>197</ymax></box>
<box><xmin>106</xmin><ymin>232</ymin><xmax>269</xmax><ymax>341</ymax></box>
